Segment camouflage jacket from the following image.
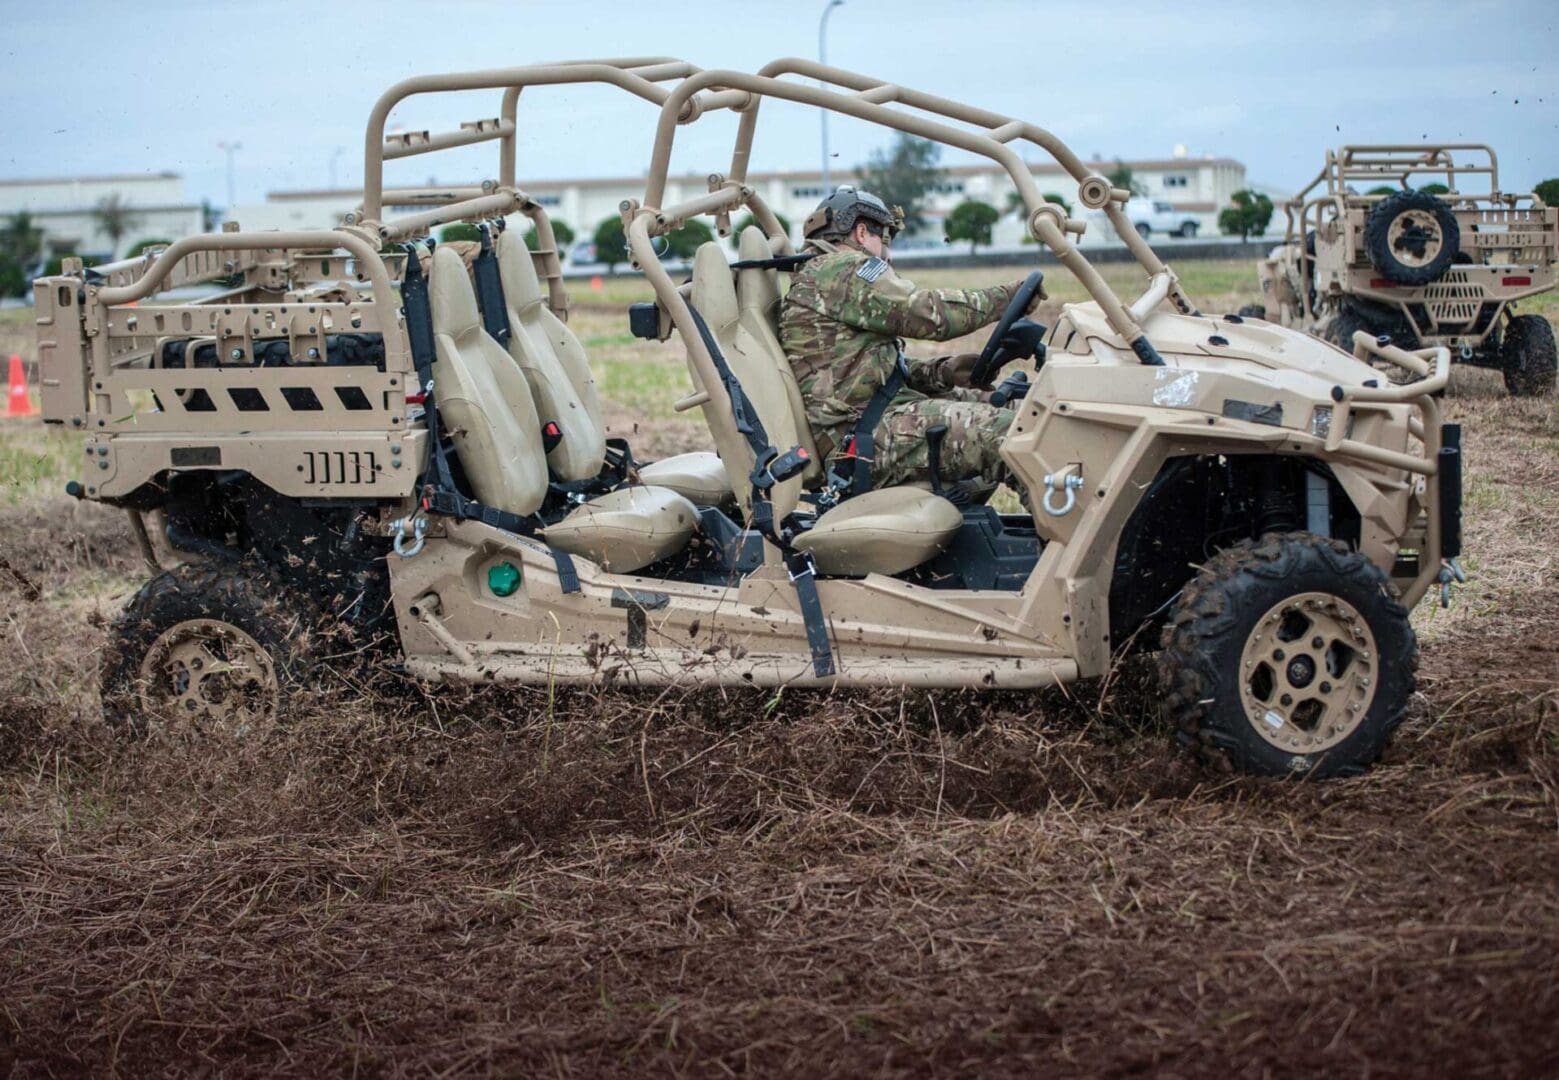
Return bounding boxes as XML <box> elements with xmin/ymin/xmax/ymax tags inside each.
<box><xmin>779</xmin><ymin>238</ymin><xmax>1020</xmax><ymax>449</ymax></box>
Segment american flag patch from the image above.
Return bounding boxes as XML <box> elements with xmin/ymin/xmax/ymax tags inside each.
<box><xmin>855</xmin><ymin>257</ymin><xmax>888</xmax><ymax>283</ymax></box>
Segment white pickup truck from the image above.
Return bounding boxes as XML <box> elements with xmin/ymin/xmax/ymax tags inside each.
<box><xmin>1085</xmin><ymin>198</ymin><xmax>1202</xmax><ymax>239</ymax></box>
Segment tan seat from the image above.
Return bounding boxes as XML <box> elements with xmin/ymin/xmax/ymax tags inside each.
<box><xmin>734</xmin><ymin>226</ymin><xmax>822</xmax><ymax>485</ymax></box>
<box><xmin>429</xmin><ymin>244</ymin><xmax>699</xmax><ymax>573</ymax></box>
<box><xmin>543</xmin><ymin>486</ymin><xmax>699</xmax><ymax>573</ymax></box>
<box><xmin>429</xmin><ymin>246</ymin><xmax>548</xmax><ymax>517</ymax></box>
<box><xmin>791</xmin><ymin>488</ymin><xmax>964</xmax><ymax>576</ymax></box>
<box><xmin>686</xmin><ymin>239</ymin><xmax>963</xmax><ymax>577</ymax></box>
<box><xmin>495</xmin><ymin>225</ymin><xmax>733</xmax><ymax>507</ymax></box>
<box><xmin>638</xmin><ymin>451</ymin><xmax>733</xmax><ymax>507</ymax></box>
<box><xmin>496</xmin><ymin>231</ymin><xmax>604</xmax><ymax>481</ymax></box>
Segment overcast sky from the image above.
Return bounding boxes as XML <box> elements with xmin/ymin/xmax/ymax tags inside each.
<box><xmin>2</xmin><ymin>0</ymin><xmax>1555</xmax><ymax>209</ymax></box>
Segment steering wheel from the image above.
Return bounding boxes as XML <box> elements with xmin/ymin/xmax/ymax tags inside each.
<box><xmin>970</xmin><ymin>270</ymin><xmax>1046</xmax><ymax>389</ymax></box>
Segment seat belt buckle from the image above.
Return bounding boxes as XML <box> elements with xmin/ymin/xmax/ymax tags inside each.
<box><xmin>541</xmin><ymin>421</ymin><xmax>563</xmax><ymax>453</ymax></box>
<box><xmin>767</xmin><ymin>446</ymin><xmax>811</xmax><ymax>485</ymax></box>
<box><xmin>786</xmin><ymin>553</ymin><xmax>817</xmax><ymax>582</ymax></box>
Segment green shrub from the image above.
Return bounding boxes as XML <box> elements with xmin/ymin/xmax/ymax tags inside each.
<box><xmin>438</xmin><ymin>222</ymin><xmax>481</xmax><ymax>243</ymax></box>
<box><xmin>523</xmin><ymin>219</ymin><xmax>575</xmax><ymax>252</ymax></box>
<box><xmin>126</xmin><ymin>238</ymin><xmax>173</xmax><ymax>258</ymax></box>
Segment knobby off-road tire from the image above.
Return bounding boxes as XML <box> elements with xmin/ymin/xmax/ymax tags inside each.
<box><xmin>100</xmin><ymin>563</ymin><xmax>321</xmax><ymax>739</ymax></box>
<box><xmin>1157</xmin><ymin>533</ymin><xmax>1417</xmax><ymax>779</ymax></box>
<box><xmin>1500</xmin><ymin>313</ymin><xmax>1557</xmax><ymax>397</ymax></box>
<box><xmin>1364</xmin><ymin>189</ymin><xmax>1459</xmax><ymax>286</ymax></box>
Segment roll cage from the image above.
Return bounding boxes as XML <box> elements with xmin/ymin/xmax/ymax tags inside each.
<box><xmin>1278</xmin><ymin>144</ymin><xmax>1553</xmax><ymax>325</ymax></box>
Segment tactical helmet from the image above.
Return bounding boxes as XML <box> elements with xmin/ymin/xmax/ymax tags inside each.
<box><xmin>803</xmin><ymin>186</ymin><xmax>900</xmax><ymax>241</ymax></box>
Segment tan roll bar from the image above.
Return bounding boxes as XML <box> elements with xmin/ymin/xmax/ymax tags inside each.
<box><xmin>635</xmin><ymin>61</ymin><xmax>1200</xmax><ymax>352</ymax></box>
<box><xmin>360</xmin><ymin>57</ymin><xmax>755</xmax><ymax>228</ymax></box>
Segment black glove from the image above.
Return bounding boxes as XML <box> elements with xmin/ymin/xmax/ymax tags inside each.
<box><xmin>988</xmin><ymin>371</ymin><xmax>1032</xmax><ymax>408</ymax></box>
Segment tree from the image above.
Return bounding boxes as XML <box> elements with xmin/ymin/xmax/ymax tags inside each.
<box><xmin>1218</xmin><ymin>189</ymin><xmax>1274</xmax><ymax>241</ymax></box>
<box><xmin>92</xmin><ymin>194</ymin><xmax>141</xmax><ymax>258</ymax></box>
<box><xmin>593</xmin><ymin>215</ymin><xmax>628</xmax><ymax>270</ymax></box>
<box><xmin>523</xmin><ymin>219</ymin><xmax>575</xmax><ymax>253</ymax></box>
<box><xmin>1106</xmin><ymin>160</ymin><xmax>1147</xmax><ymax>197</ymax></box>
<box><xmin>665</xmin><ymin>219</ymin><xmax>715</xmax><ymax>259</ymax></box>
<box><xmin>126</xmin><ymin>237</ymin><xmax>173</xmax><ymax>258</ymax></box>
<box><xmin>438</xmin><ymin>222</ymin><xmax>481</xmax><ymax>243</ymax></box>
<box><xmin>1006</xmin><ymin>190</ymin><xmax>1074</xmax><ymax>216</ymax></box>
<box><xmin>1418</xmin><ymin>182</ymin><xmax>1450</xmax><ymax>195</ymax></box>
<box><xmin>728</xmin><ymin>211</ymin><xmax>792</xmax><ymax>249</ymax></box>
<box><xmin>0</xmin><ymin>213</ymin><xmax>44</xmax><ymax>296</ymax></box>
<box><xmin>1366</xmin><ymin>185</ymin><xmax>1401</xmax><ymax>196</ymax></box>
<box><xmin>2</xmin><ymin>212</ymin><xmax>44</xmax><ymax>267</ymax></box>
<box><xmin>854</xmin><ymin>133</ymin><xmax>945</xmax><ymax>235</ymax></box>
<box><xmin>1535</xmin><ymin>178</ymin><xmax>1559</xmax><ymax>208</ymax></box>
<box><xmin>944</xmin><ymin>199</ymin><xmax>999</xmax><ymax>254</ymax></box>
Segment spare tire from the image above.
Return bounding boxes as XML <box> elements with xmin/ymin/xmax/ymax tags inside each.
<box><xmin>1364</xmin><ymin>190</ymin><xmax>1459</xmax><ymax>286</ymax></box>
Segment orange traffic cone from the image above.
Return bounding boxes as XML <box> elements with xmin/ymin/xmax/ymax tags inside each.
<box><xmin>590</xmin><ymin>275</ymin><xmax>603</xmax><ymax>291</ymax></box>
<box><xmin>7</xmin><ymin>354</ymin><xmax>37</xmax><ymax>418</ymax></box>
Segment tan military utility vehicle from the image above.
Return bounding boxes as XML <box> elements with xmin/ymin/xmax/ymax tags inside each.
<box><xmin>1246</xmin><ymin>145</ymin><xmax>1557</xmax><ymax>396</ymax></box>
<box><xmin>32</xmin><ymin>59</ymin><xmax>1466</xmax><ymax>778</ymax></box>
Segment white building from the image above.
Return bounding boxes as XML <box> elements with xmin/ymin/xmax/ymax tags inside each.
<box><xmin>0</xmin><ymin>173</ymin><xmax>207</xmax><ymax>261</ymax></box>
<box><xmin>245</xmin><ymin>152</ymin><xmax>1250</xmax><ymax>254</ymax></box>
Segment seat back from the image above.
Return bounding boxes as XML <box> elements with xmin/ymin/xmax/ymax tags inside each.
<box><xmin>495</xmin><ymin>231</ymin><xmax>606</xmax><ymax>481</ymax></box>
<box><xmin>734</xmin><ymin>226</ymin><xmax>822</xmax><ymax>485</ymax></box>
<box><xmin>689</xmin><ymin>242</ymin><xmax>807</xmax><ymax>520</ymax></box>
<box><xmin>429</xmin><ymin>246</ymin><xmax>548</xmax><ymax>516</ymax></box>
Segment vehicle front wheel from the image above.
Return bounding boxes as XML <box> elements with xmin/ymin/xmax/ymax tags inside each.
<box><xmin>1134</xmin><ymin>223</ymin><xmax>1151</xmax><ymax>239</ymax></box>
<box><xmin>1501</xmin><ymin>313</ymin><xmax>1557</xmax><ymax>397</ymax></box>
<box><xmin>100</xmin><ymin>564</ymin><xmax>321</xmax><ymax>739</ymax></box>
<box><xmin>1158</xmin><ymin>533</ymin><xmax>1416</xmax><ymax>779</ymax></box>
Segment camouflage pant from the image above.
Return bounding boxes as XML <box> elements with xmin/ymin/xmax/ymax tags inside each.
<box><xmin>866</xmin><ymin>394</ymin><xmax>1018</xmax><ymax>490</ymax></box>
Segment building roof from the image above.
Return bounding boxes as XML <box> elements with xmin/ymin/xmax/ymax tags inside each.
<box><xmin>0</xmin><ymin>171</ymin><xmax>183</xmax><ymax>187</ymax></box>
<box><xmin>267</xmin><ymin>156</ymin><xmax>1244</xmax><ymax>201</ymax></box>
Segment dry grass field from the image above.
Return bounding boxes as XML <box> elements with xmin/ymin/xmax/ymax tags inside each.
<box><xmin>1</xmin><ymin>259</ymin><xmax>1556</xmax><ymax>1077</ymax></box>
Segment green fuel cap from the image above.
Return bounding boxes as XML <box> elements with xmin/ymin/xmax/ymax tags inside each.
<box><xmin>487</xmin><ymin>561</ymin><xmax>521</xmax><ymax>597</ymax></box>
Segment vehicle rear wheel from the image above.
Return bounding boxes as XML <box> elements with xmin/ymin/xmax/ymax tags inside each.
<box><xmin>1363</xmin><ymin>189</ymin><xmax>1459</xmax><ymax>286</ymax></box>
<box><xmin>1177</xmin><ymin>221</ymin><xmax>1199</xmax><ymax>238</ymax></box>
<box><xmin>1158</xmin><ymin>533</ymin><xmax>1416</xmax><ymax>778</ymax></box>
<box><xmin>100</xmin><ymin>563</ymin><xmax>320</xmax><ymax>739</ymax></box>
<box><xmin>1500</xmin><ymin>313</ymin><xmax>1557</xmax><ymax>397</ymax></box>
<box><xmin>1134</xmin><ymin>223</ymin><xmax>1150</xmax><ymax>239</ymax></box>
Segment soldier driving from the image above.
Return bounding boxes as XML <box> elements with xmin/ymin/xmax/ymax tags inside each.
<box><xmin>780</xmin><ymin>186</ymin><xmax>1044</xmax><ymax>496</ymax></box>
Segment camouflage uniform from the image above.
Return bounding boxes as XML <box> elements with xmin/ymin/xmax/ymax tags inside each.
<box><xmin>780</xmin><ymin>238</ymin><xmax>1023</xmax><ymax>489</ymax></box>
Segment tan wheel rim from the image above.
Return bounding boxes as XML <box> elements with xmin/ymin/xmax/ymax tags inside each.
<box><xmin>1386</xmin><ymin>210</ymin><xmax>1445</xmax><ymax>270</ymax></box>
<box><xmin>1239</xmin><ymin>592</ymin><xmax>1377</xmax><ymax>755</ymax></box>
<box><xmin>136</xmin><ymin>618</ymin><xmax>280</xmax><ymax>737</ymax></box>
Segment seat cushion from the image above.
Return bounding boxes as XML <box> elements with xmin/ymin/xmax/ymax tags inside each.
<box><xmin>542</xmin><ymin>485</ymin><xmax>699</xmax><ymax>573</ymax></box>
<box><xmin>791</xmin><ymin>487</ymin><xmax>963</xmax><ymax>576</ymax></box>
<box><xmin>638</xmin><ymin>451</ymin><xmax>733</xmax><ymax>507</ymax></box>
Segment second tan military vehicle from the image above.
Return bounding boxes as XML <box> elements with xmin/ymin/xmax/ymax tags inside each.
<box><xmin>1246</xmin><ymin>145</ymin><xmax>1556</xmax><ymax>395</ymax></box>
<box><xmin>31</xmin><ymin>59</ymin><xmax>1464</xmax><ymax>779</ymax></box>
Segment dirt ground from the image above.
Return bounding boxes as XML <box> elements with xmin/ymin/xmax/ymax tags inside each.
<box><xmin>1</xmin><ymin>263</ymin><xmax>1556</xmax><ymax>1077</ymax></box>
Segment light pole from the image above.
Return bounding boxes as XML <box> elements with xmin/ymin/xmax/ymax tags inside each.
<box><xmin>217</xmin><ymin>140</ymin><xmax>242</xmax><ymax>210</ymax></box>
<box><xmin>818</xmin><ymin>0</ymin><xmax>844</xmax><ymax>193</ymax></box>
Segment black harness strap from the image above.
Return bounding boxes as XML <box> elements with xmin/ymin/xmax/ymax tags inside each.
<box><xmin>472</xmin><ymin>223</ymin><xmax>512</xmax><ymax>347</ymax></box>
<box><xmin>685</xmin><ymin>300</ymin><xmax>834</xmax><ymax>678</ymax></box>
<box><xmin>785</xmin><ymin>551</ymin><xmax>835</xmax><ymax>678</ymax></box>
<box><xmin>837</xmin><ymin>352</ymin><xmax>908</xmax><ymax>496</ymax></box>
